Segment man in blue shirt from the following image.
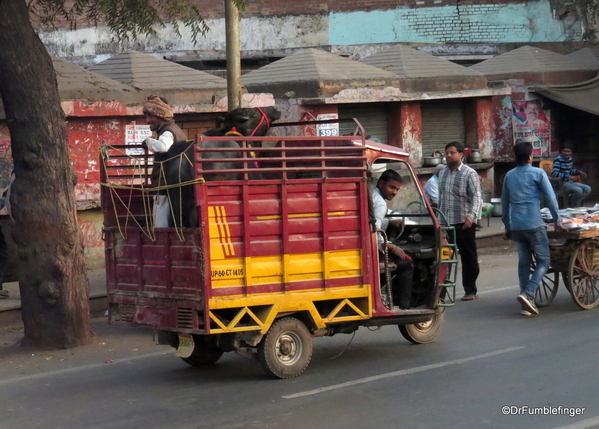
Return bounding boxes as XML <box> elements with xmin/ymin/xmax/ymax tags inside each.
<box><xmin>424</xmin><ymin>164</ymin><xmax>446</xmax><ymax>208</ymax></box>
<box><xmin>552</xmin><ymin>142</ymin><xmax>591</xmax><ymax>207</ymax></box>
<box><xmin>502</xmin><ymin>142</ymin><xmax>567</xmax><ymax>316</ymax></box>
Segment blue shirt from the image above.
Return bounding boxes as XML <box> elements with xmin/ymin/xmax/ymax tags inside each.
<box><xmin>502</xmin><ymin>164</ymin><xmax>562</xmax><ymax>231</ymax></box>
<box><xmin>424</xmin><ymin>175</ymin><xmax>439</xmax><ymax>205</ymax></box>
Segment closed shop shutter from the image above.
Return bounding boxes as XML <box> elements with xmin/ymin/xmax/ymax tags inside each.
<box><xmin>338</xmin><ymin>103</ymin><xmax>388</xmax><ymax>144</ymax></box>
<box><xmin>421</xmin><ymin>99</ymin><xmax>465</xmax><ymax>156</ymax></box>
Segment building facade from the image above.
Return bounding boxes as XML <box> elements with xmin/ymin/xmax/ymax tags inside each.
<box><xmin>37</xmin><ymin>0</ymin><xmax>583</xmax><ymax>67</ymax></box>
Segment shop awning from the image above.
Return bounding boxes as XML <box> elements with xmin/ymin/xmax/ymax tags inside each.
<box><xmin>533</xmin><ymin>75</ymin><xmax>599</xmax><ymax>116</ymax></box>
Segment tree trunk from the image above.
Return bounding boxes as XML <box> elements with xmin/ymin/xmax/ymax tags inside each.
<box><xmin>0</xmin><ymin>0</ymin><xmax>93</xmax><ymax>348</ymax></box>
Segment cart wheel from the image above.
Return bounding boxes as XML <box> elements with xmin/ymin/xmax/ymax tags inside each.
<box><xmin>568</xmin><ymin>240</ymin><xmax>599</xmax><ymax>310</ymax></box>
<box><xmin>257</xmin><ymin>317</ymin><xmax>313</xmax><ymax>379</ymax></box>
<box><xmin>563</xmin><ymin>272</ymin><xmax>570</xmax><ymax>292</ymax></box>
<box><xmin>399</xmin><ymin>307</ymin><xmax>445</xmax><ymax>344</ymax></box>
<box><xmin>180</xmin><ymin>337</ymin><xmax>224</xmax><ymax>366</ymax></box>
<box><xmin>531</xmin><ymin>253</ymin><xmax>558</xmax><ymax>307</ymax></box>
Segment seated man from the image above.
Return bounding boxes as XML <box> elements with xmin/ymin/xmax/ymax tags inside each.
<box><xmin>552</xmin><ymin>142</ymin><xmax>591</xmax><ymax>207</ymax></box>
<box><xmin>372</xmin><ymin>169</ymin><xmax>414</xmax><ymax>309</ymax></box>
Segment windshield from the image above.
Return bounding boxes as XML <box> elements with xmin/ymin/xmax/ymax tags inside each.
<box><xmin>370</xmin><ymin>159</ymin><xmax>432</xmax><ymax>225</ymax></box>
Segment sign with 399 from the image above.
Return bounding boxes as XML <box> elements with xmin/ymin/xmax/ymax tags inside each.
<box><xmin>317</xmin><ymin>114</ymin><xmax>339</xmax><ymax>137</ymax></box>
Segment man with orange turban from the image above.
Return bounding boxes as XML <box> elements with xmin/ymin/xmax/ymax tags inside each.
<box><xmin>142</xmin><ymin>95</ymin><xmax>187</xmax><ymax>227</ymax></box>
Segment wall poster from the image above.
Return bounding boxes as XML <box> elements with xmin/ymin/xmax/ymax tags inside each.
<box><xmin>512</xmin><ymin>99</ymin><xmax>551</xmax><ymax>157</ymax></box>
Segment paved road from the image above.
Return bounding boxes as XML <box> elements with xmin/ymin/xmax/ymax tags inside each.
<box><xmin>1</xmin><ymin>245</ymin><xmax>598</xmax><ymax>429</ymax></box>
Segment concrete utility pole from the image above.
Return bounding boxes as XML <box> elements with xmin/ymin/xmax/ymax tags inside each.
<box><xmin>225</xmin><ymin>0</ymin><xmax>242</xmax><ymax>110</ymax></box>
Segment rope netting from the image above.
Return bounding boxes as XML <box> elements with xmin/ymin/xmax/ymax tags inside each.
<box><xmin>100</xmin><ymin>141</ymin><xmax>204</xmax><ymax>241</ymax></box>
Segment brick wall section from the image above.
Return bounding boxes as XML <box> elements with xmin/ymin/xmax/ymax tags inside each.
<box><xmin>400</xmin><ymin>3</ymin><xmax>532</xmax><ymax>42</ymax></box>
<box><xmin>33</xmin><ymin>0</ymin><xmax>531</xmax><ymax>29</ymax></box>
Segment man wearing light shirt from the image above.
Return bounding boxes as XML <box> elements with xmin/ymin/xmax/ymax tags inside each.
<box><xmin>372</xmin><ymin>169</ymin><xmax>413</xmax><ymax>309</ymax></box>
<box><xmin>424</xmin><ymin>164</ymin><xmax>446</xmax><ymax>207</ymax></box>
<box><xmin>502</xmin><ymin>142</ymin><xmax>567</xmax><ymax>317</ymax></box>
<box><xmin>142</xmin><ymin>95</ymin><xmax>187</xmax><ymax>227</ymax></box>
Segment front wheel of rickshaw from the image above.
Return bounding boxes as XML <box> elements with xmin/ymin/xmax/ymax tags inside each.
<box><xmin>399</xmin><ymin>307</ymin><xmax>445</xmax><ymax>344</ymax></box>
<box><xmin>567</xmin><ymin>240</ymin><xmax>599</xmax><ymax>310</ymax></box>
<box><xmin>531</xmin><ymin>253</ymin><xmax>559</xmax><ymax>307</ymax></box>
<box><xmin>257</xmin><ymin>317</ymin><xmax>313</xmax><ymax>379</ymax></box>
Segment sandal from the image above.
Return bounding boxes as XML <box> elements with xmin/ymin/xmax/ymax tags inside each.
<box><xmin>461</xmin><ymin>294</ymin><xmax>477</xmax><ymax>301</ymax></box>
<box><xmin>0</xmin><ymin>290</ymin><xmax>8</xmax><ymax>299</ymax></box>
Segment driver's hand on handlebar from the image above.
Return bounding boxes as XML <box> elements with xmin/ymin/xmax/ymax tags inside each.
<box><xmin>389</xmin><ymin>219</ymin><xmax>403</xmax><ymax>229</ymax></box>
<box><xmin>386</xmin><ymin>242</ymin><xmax>408</xmax><ymax>260</ymax></box>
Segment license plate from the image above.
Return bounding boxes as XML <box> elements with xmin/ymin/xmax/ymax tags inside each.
<box><xmin>175</xmin><ymin>334</ymin><xmax>195</xmax><ymax>358</ymax></box>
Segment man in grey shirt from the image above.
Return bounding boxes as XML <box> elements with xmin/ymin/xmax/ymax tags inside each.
<box><xmin>438</xmin><ymin>142</ymin><xmax>482</xmax><ymax>301</ymax></box>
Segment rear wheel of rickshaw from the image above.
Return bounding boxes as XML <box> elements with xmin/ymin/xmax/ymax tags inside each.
<box><xmin>531</xmin><ymin>253</ymin><xmax>558</xmax><ymax>307</ymax></box>
<box><xmin>399</xmin><ymin>306</ymin><xmax>445</xmax><ymax>344</ymax></box>
<box><xmin>257</xmin><ymin>317</ymin><xmax>313</xmax><ymax>379</ymax></box>
<box><xmin>180</xmin><ymin>336</ymin><xmax>224</xmax><ymax>366</ymax></box>
<box><xmin>567</xmin><ymin>240</ymin><xmax>599</xmax><ymax>310</ymax></box>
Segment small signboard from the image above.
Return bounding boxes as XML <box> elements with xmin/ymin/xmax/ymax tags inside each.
<box><xmin>125</xmin><ymin>123</ymin><xmax>152</xmax><ymax>156</ymax></box>
<box><xmin>317</xmin><ymin>113</ymin><xmax>339</xmax><ymax>137</ymax></box>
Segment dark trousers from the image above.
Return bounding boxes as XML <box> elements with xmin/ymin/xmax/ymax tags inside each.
<box><xmin>0</xmin><ymin>226</ymin><xmax>8</xmax><ymax>289</ymax></box>
<box><xmin>392</xmin><ymin>257</ymin><xmax>414</xmax><ymax>309</ymax></box>
<box><xmin>454</xmin><ymin>223</ymin><xmax>479</xmax><ymax>296</ymax></box>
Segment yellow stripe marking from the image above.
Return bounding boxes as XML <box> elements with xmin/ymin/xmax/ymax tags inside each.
<box><xmin>208</xmin><ymin>206</ymin><xmax>235</xmax><ymax>259</ymax></box>
<box><xmin>217</xmin><ymin>206</ymin><xmax>235</xmax><ymax>257</ymax></box>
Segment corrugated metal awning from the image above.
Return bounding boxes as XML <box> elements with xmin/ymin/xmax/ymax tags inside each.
<box><xmin>534</xmin><ymin>76</ymin><xmax>599</xmax><ymax>116</ymax></box>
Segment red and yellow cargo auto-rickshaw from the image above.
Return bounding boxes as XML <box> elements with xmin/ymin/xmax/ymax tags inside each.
<box><xmin>101</xmin><ymin>119</ymin><xmax>457</xmax><ymax>378</ymax></box>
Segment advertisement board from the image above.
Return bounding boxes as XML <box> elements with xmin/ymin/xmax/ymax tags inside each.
<box><xmin>512</xmin><ymin>99</ymin><xmax>551</xmax><ymax>157</ymax></box>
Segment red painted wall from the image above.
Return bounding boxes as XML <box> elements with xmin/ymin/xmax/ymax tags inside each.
<box><xmin>400</xmin><ymin>102</ymin><xmax>422</xmax><ymax>165</ymax></box>
<box><xmin>67</xmin><ymin>117</ymin><xmax>129</xmax><ymax>205</ymax></box>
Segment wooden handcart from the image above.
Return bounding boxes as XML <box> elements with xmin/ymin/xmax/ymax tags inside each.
<box><xmin>534</xmin><ymin>228</ymin><xmax>599</xmax><ymax>310</ymax></box>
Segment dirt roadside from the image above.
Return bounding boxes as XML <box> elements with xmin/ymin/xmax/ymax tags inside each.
<box><xmin>0</xmin><ymin>316</ymin><xmax>168</xmax><ymax>379</ymax></box>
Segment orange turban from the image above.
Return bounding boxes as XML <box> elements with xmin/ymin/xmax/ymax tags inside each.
<box><xmin>143</xmin><ymin>95</ymin><xmax>173</xmax><ymax>121</ymax></box>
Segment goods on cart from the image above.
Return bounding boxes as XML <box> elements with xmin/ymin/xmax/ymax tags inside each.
<box><xmin>542</xmin><ymin>207</ymin><xmax>599</xmax><ymax>231</ymax></box>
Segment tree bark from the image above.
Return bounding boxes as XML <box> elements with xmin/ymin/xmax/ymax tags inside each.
<box><xmin>0</xmin><ymin>0</ymin><xmax>93</xmax><ymax>348</ymax></box>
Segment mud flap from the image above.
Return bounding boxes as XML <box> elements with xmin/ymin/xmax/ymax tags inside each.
<box><xmin>175</xmin><ymin>333</ymin><xmax>195</xmax><ymax>358</ymax></box>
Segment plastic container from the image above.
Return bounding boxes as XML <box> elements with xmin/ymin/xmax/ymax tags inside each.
<box><xmin>490</xmin><ymin>198</ymin><xmax>502</xmax><ymax>217</ymax></box>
